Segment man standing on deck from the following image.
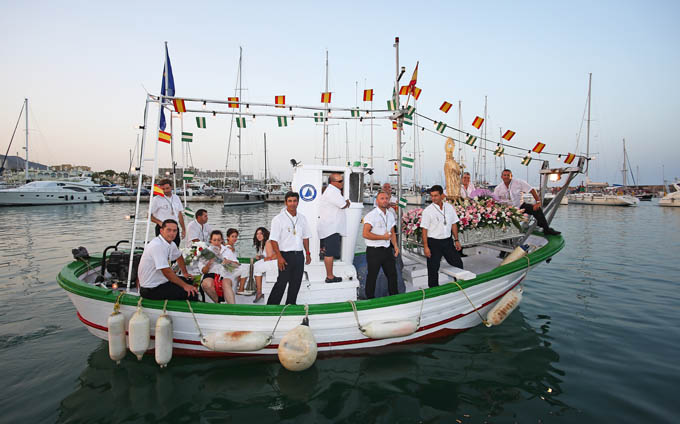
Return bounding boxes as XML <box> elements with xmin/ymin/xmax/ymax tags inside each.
<box><xmin>267</xmin><ymin>192</ymin><xmax>312</xmax><ymax>305</ymax></box>
<box><xmin>185</xmin><ymin>209</ymin><xmax>212</xmax><ymax>247</ymax></box>
<box><xmin>362</xmin><ymin>191</ymin><xmax>399</xmax><ymax>299</ymax></box>
<box><xmin>138</xmin><ymin>219</ymin><xmax>198</xmax><ymax>301</ymax></box>
<box><xmin>150</xmin><ymin>179</ymin><xmax>185</xmax><ymax>246</ymax></box>
<box><xmin>318</xmin><ymin>173</ymin><xmax>350</xmax><ymax>283</ymax></box>
<box><xmin>375</xmin><ymin>182</ymin><xmax>398</xmax><ymax>220</ymax></box>
<box><xmin>421</xmin><ymin>185</ymin><xmax>463</xmax><ymax>287</ymax></box>
<box><xmin>494</xmin><ymin>169</ymin><xmax>560</xmax><ymax>235</ymax></box>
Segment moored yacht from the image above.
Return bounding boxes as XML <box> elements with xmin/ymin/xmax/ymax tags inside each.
<box><xmin>659</xmin><ymin>181</ymin><xmax>680</xmax><ymax>207</ymax></box>
<box><xmin>0</xmin><ymin>177</ymin><xmax>106</xmax><ymax>205</ymax></box>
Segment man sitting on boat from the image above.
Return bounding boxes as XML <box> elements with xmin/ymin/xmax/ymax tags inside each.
<box><xmin>185</xmin><ymin>208</ymin><xmax>213</xmax><ymax>247</ymax></box>
<box><xmin>460</xmin><ymin>172</ymin><xmax>476</xmax><ymax>199</ymax></box>
<box><xmin>362</xmin><ymin>191</ymin><xmax>399</xmax><ymax>299</ymax></box>
<box><xmin>138</xmin><ymin>219</ymin><xmax>198</xmax><ymax>301</ymax></box>
<box><xmin>493</xmin><ymin>169</ymin><xmax>560</xmax><ymax>236</ymax></box>
<box><xmin>150</xmin><ymin>179</ymin><xmax>186</xmax><ymax>247</ymax></box>
<box><xmin>267</xmin><ymin>192</ymin><xmax>312</xmax><ymax>305</ymax></box>
<box><xmin>317</xmin><ymin>172</ymin><xmax>350</xmax><ymax>283</ymax></box>
<box><xmin>421</xmin><ymin>185</ymin><xmax>463</xmax><ymax>287</ymax></box>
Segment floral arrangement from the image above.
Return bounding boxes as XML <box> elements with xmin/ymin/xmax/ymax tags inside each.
<box><xmin>181</xmin><ymin>241</ymin><xmax>237</xmax><ymax>272</ymax></box>
<box><xmin>402</xmin><ymin>208</ymin><xmax>424</xmax><ymax>239</ymax></box>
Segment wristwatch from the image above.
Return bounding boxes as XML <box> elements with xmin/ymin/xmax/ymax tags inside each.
<box><xmin>454</xmin><ymin>239</ymin><xmax>459</xmax><ymax>242</ymax></box>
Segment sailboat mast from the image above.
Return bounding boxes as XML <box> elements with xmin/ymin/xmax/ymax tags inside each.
<box><xmin>370</xmin><ymin>87</ymin><xmax>374</xmax><ymax>192</ymax></box>
<box><xmin>323</xmin><ymin>50</ymin><xmax>329</xmax><ymax>165</ymax></box>
<box><xmin>264</xmin><ymin>133</ymin><xmax>267</xmax><ymax>189</ymax></box>
<box><xmin>394</xmin><ymin>37</ymin><xmax>403</xmax><ymax>250</ymax></box>
<box><xmin>586</xmin><ymin>73</ymin><xmax>592</xmax><ymax>186</ymax></box>
<box><xmin>24</xmin><ymin>98</ymin><xmax>28</xmax><ymax>182</ymax></box>
<box><xmin>622</xmin><ymin>138</ymin><xmax>627</xmax><ymax>187</ymax></box>
<box><xmin>238</xmin><ymin>47</ymin><xmax>243</xmax><ymax>191</ymax></box>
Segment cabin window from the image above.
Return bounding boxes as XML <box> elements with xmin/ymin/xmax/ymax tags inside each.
<box><xmin>84</xmin><ymin>196</ymin><xmax>87</xmax><ymax>200</ymax></box>
<box><xmin>349</xmin><ymin>172</ymin><xmax>363</xmax><ymax>203</ymax></box>
<box><xmin>70</xmin><ymin>195</ymin><xmax>74</xmax><ymax>200</ymax></box>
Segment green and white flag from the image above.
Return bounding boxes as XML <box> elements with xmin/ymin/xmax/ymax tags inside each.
<box><xmin>405</xmin><ymin>105</ymin><xmax>415</xmax><ymax>116</ymax></box>
<box><xmin>277</xmin><ymin>116</ymin><xmax>288</xmax><ymax>127</ymax></box>
<box><xmin>436</xmin><ymin>121</ymin><xmax>447</xmax><ymax>133</ymax></box>
<box><xmin>401</xmin><ymin>157</ymin><xmax>414</xmax><ymax>168</ymax></box>
<box><xmin>184</xmin><ymin>206</ymin><xmax>195</xmax><ymax>219</ymax></box>
<box><xmin>465</xmin><ymin>135</ymin><xmax>477</xmax><ymax>146</ymax></box>
<box><xmin>236</xmin><ymin>117</ymin><xmax>246</xmax><ymax>128</ymax></box>
<box><xmin>181</xmin><ymin>132</ymin><xmax>193</xmax><ymax>142</ymax></box>
<box><xmin>387</xmin><ymin>88</ymin><xmax>397</xmax><ymax>111</ymax></box>
<box><xmin>183</xmin><ymin>170</ymin><xmax>194</xmax><ymax>181</ymax></box>
<box><xmin>350</xmin><ymin>108</ymin><xmax>360</xmax><ymax>118</ymax></box>
<box><xmin>314</xmin><ymin>112</ymin><xmax>325</xmax><ymax>122</ymax></box>
<box><xmin>403</xmin><ymin>114</ymin><xmax>413</xmax><ymax>126</ymax></box>
<box><xmin>494</xmin><ymin>146</ymin><xmax>505</xmax><ymax>156</ymax></box>
<box><xmin>521</xmin><ymin>155</ymin><xmax>532</xmax><ymax>166</ymax></box>
<box><xmin>196</xmin><ymin>117</ymin><xmax>206</xmax><ymax>128</ymax></box>
<box><xmin>398</xmin><ymin>197</ymin><xmax>408</xmax><ymax>208</ymax></box>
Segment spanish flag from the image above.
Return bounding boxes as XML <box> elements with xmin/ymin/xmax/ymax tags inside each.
<box><xmin>228</xmin><ymin>97</ymin><xmax>239</xmax><ymax>108</ymax></box>
<box><xmin>564</xmin><ymin>153</ymin><xmax>576</xmax><ymax>164</ymax></box>
<box><xmin>532</xmin><ymin>142</ymin><xmax>546</xmax><ymax>153</ymax></box>
<box><xmin>158</xmin><ymin>130</ymin><xmax>171</xmax><ymax>144</ymax></box>
<box><xmin>153</xmin><ymin>184</ymin><xmax>164</xmax><ymax>197</ymax></box>
<box><xmin>363</xmin><ymin>89</ymin><xmax>373</xmax><ymax>102</ymax></box>
<box><xmin>412</xmin><ymin>87</ymin><xmax>421</xmax><ymax>100</ymax></box>
<box><xmin>275</xmin><ymin>95</ymin><xmax>285</xmax><ymax>108</ymax></box>
<box><xmin>408</xmin><ymin>62</ymin><xmax>419</xmax><ymax>91</ymax></box>
<box><xmin>471</xmin><ymin>116</ymin><xmax>484</xmax><ymax>129</ymax></box>
<box><xmin>502</xmin><ymin>130</ymin><xmax>516</xmax><ymax>141</ymax></box>
<box><xmin>440</xmin><ymin>101</ymin><xmax>452</xmax><ymax>113</ymax></box>
<box><xmin>321</xmin><ymin>92</ymin><xmax>331</xmax><ymax>103</ymax></box>
<box><xmin>399</xmin><ymin>86</ymin><xmax>409</xmax><ymax>96</ymax></box>
<box><xmin>392</xmin><ymin>121</ymin><xmax>398</xmax><ymax>130</ymax></box>
<box><xmin>173</xmin><ymin>99</ymin><xmax>186</xmax><ymax>113</ymax></box>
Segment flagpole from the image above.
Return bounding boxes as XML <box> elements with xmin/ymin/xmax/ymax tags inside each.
<box><xmin>323</xmin><ymin>49</ymin><xmax>329</xmax><ymax>165</ymax></box>
<box><xmin>181</xmin><ymin>113</ymin><xmax>187</xmax><ymax>208</ymax></box>
<box><xmin>394</xmin><ymin>37</ymin><xmax>403</xmax><ymax>252</ymax></box>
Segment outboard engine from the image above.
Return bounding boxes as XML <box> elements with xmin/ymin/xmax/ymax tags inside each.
<box><xmin>97</xmin><ymin>240</ymin><xmax>143</xmax><ymax>287</ymax></box>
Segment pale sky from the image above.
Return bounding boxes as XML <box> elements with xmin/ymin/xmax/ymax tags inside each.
<box><xmin>2</xmin><ymin>0</ymin><xmax>679</xmax><ymax>186</ymax></box>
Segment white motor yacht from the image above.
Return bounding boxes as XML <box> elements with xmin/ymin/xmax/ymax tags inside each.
<box><xmin>659</xmin><ymin>181</ymin><xmax>680</xmax><ymax>207</ymax></box>
<box><xmin>0</xmin><ymin>177</ymin><xmax>106</xmax><ymax>205</ymax></box>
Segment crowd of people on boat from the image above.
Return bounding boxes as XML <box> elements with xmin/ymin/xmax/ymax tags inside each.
<box><xmin>137</xmin><ymin>170</ymin><xmax>559</xmax><ymax>305</ymax></box>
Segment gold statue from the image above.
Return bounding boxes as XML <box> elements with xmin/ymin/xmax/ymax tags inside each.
<box><xmin>444</xmin><ymin>138</ymin><xmax>462</xmax><ymax>201</ymax></box>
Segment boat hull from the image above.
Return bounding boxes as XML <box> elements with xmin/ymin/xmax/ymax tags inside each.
<box><xmin>222</xmin><ymin>191</ymin><xmax>266</xmax><ymax>206</ymax></box>
<box><xmin>0</xmin><ymin>190</ymin><xmax>106</xmax><ymax>205</ymax></box>
<box><xmin>567</xmin><ymin>193</ymin><xmax>638</xmax><ymax>206</ymax></box>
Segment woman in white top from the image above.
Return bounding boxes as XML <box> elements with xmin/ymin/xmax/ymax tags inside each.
<box><xmin>199</xmin><ymin>230</ymin><xmax>236</xmax><ymax>304</ymax></box>
<box><xmin>224</xmin><ymin>228</ymin><xmax>250</xmax><ymax>295</ymax></box>
<box><xmin>249</xmin><ymin>227</ymin><xmax>277</xmax><ymax>303</ymax></box>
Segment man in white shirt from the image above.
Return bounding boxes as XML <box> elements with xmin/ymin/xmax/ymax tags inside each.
<box><xmin>185</xmin><ymin>209</ymin><xmax>213</xmax><ymax>247</ymax></box>
<box><xmin>493</xmin><ymin>169</ymin><xmax>560</xmax><ymax>235</ymax></box>
<box><xmin>362</xmin><ymin>191</ymin><xmax>400</xmax><ymax>299</ymax></box>
<box><xmin>374</xmin><ymin>182</ymin><xmax>398</xmax><ymax>220</ymax></box>
<box><xmin>421</xmin><ymin>185</ymin><xmax>463</xmax><ymax>287</ymax></box>
<box><xmin>150</xmin><ymin>179</ymin><xmax>186</xmax><ymax>246</ymax></box>
<box><xmin>460</xmin><ymin>172</ymin><xmax>476</xmax><ymax>199</ymax></box>
<box><xmin>138</xmin><ymin>219</ymin><xmax>198</xmax><ymax>301</ymax></box>
<box><xmin>318</xmin><ymin>173</ymin><xmax>350</xmax><ymax>283</ymax></box>
<box><xmin>267</xmin><ymin>192</ymin><xmax>312</xmax><ymax>305</ymax></box>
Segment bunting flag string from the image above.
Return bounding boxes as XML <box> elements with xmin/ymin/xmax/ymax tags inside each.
<box><xmin>440</xmin><ymin>101</ymin><xmax>452</xmax><ymax>113</ymax></box>
<box><xmin>236</xmin><ymin>117</ymin><xmax>246</xmax><ymax>128</ymax></box>
<box><xmin>277</xmin><ymin>116</ymin><xmax>288</xmax><ymax>127</ymax></box>
<box><xmin>502</xmin><ymin>130</ymin><xmax>516</xmax><ymax>141</ymax></box>
<box><xmin>363</xmin><ymin>89</ymin><xmax>373</xmax><ymax>102</ymax></box>
<box><xmin>228</xmin><ymin>97</ymin><xmax>239</xmax><ymax>108</ymax></box>
<box><xmin>564</xmin><ymin>153</ymin><xmax>576</xmax><ymax>164</ymax></box>
<box><xmin>350</xmin><ymin>108</ymin><xmax>360</xmax><ymax>118</ymax></box>
<box><xmin>436</xmin><ymin>121</ymin><xmax>446</xmax><ymax>133</ymax></box>
<box><xmin>196</xmin><ymin>117</ymin><xmax>206</xmax><ymax>128</ymax></box>
<box><xmin>532</xmin><ymin>142</ymin><xmax>546</xmax><ymax>153</ymax></box>
<box><xmin>181</xmin><ymin>132</ymin><xmax>193</xmax><ymax>142</ymax></box>
<box><xmin>321</xmin><ymin>92</ymin><xmax>332</xmax><ymax>103</ymax></box>
<box><xmin>494</xmin><ymin>146</ymin><xmax>505</xmax><ymax>156</ymax></box>
<box><xmin>521</xmin><ymin>155</ymin><xmax>532</xmax><ymax>166</ymax></box>
<box><xmin>472</xmin><ymin>116</ymin><xmax>484</xmax><ymax>129</ymax></box>
<box><xmin>158</xmin><ymin>130</ymin><xmax>171</xmax><ymax>144</ymax></box>
<box><xmin>465</xmin><ymin>135</ymin><xmax>477</xmax><ymax>146</ymax></box>
<box><xmin>173</xmin><ymin>99</ymin><xmax>186</xmax><ymax>113</ymax></box>
<box><xmin>275</xmin><ymin>96</ymin><xmax>285</xmax><ymax>108</ymax></box>
<box><xmin>314</xmin><ymin>112</ymin><xmax>325</xmax><ymax>122</ymax></box>
<box><xmin>401</xmin><ymin>157</ymin><xmax>414</xmax><ymax>168</ymax></box>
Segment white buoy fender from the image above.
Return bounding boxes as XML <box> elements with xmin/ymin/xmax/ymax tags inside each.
<box><xmin>499</xmin><ymin>246</ymin><xmax>528</xmax><ymax>267</ymax></box>
<box><xmin>128</xmin><ymin>306</ymin><xmax>150</xmax><ymax>361</ymax></box>
<box><xmin>277</xmin><ymin>323</ymin><xmax>317</xmax><ymax>372</ymax></box>
<box><xmin>154</xmin><ymin>313</ymin><xmax>173</xmax><ymax>368</ymax></box>
<box><xmin>201</xmin><ymin>331</ymin><xmax>270</xmax><ymax>352</ymax></box>
<box><xmin>360</xmin><ymin>319</ymin><xmax>418</xmax><ymax>339</ymax></box>
<box><xmin>486</xmin><ymin>288</ymin><xmax>523</xmax><ymax>326</ymax></box>
<box><xmin>107</xmin><ymin>311</ymin><xmax>126</xmax><ymax>364</ymax></box>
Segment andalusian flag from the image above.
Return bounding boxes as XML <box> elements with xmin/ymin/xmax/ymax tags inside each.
<box><xmin>321</xmin><ymin>92</ymin><xmax>331</xmax><ymax>103</ymax></box>
<box><xmin>158</xmin><ymin>130</ymin><xmax>171</xmax><ymax>144</ymax></box>
<box><xmin>398</xmin><ymin>197</ymin><xmax>408</xmax><ymax>208</ymax></box>
<box><xmin>465</xmin><ymin>135</ymin><xmax>477</xmax><ymax>146</ymax></box>
<box><xmin>564</xmin><ymin>153</ymin><xmax>576</xmax><ymax>164</ymax></box>
<box><xmin>472</xmin><ymin>116</ymin><xmax>484</xmax><ymax>129</ymax></box>
<box><xmin>403</xmin><ymin>113</ymin><xmax>413</xmax><ymax>126</ymax></box>
<box><xmin>494</xmin><ymin>146</ymin><xmax>504</xmax><ymax>156</ymax></box>
<box><xmin>181</xmin><ymin>132</ymin><xmax>193</xmax><ymax>142</ymax></box>
<box><xmin>363</xmin><ymin>89</ymin><xmax>373</xmax><ymax>102</ymax></box>
<box><xmin>412</xmin><ymin>87</ymin><xmax>421</xmax><ymax>100</ymax></box>
<box><xmin>502</xmin><ymin>130</ymin><xmax>516</xmax><ymax>141</ymax></box>
<box><xmin>392</xmin><ymin>121</ymin><xmax>398</xmax><ymax>130</ymax></box>
<box><xmin>196</xmin><ymin>117</ymin><xmax>206</xmax><ymax>128</ymax></box>
<box><xmin>183</xmin><ymin>170</ymin><xmax>194</xmax><ymax>181</ymax></box>
<box><xmin>401</xmin><ymin>157</ymin><xmax>414</xmax><ymax>168</ymax></box>
<box><xmin>228</xmin><ymin>97</ymin><xmax>239</xmax><ymax>108</ymax></box>
<box><xmin>275</xmin><ymin>95</ymin><xmax>285</xmax><ymax>108</ymax></box>
<box><xmin>521</xmin><ymin>155</ymin><xmax>532</xmax><ymax>166</ymax></box>
<box><xmin>440</xmin><ymin>101</ymin><xmax>452</xmax><ymax>113</ymax></box>
<box><xmin>387</xmin><ymin>88</ymin><xmax>397</xmax><ymax>111</ymax></box>
<box><xmin>236</xmin><ymin>117</ymin><xmax>246</xmax><ymax>128</ymax></box>
<box><xmin>184</xmin><ymin>206</ymin><xmax>195</xmax><ymax>219</ymax></box>
<box><xmin>436</xmin><ymin>121</ymin><xmax>447</xmax><ymax>133</ymax></box>
<box><xmin>314</xmin><ymin>112</ymin><xmax>324</xmax><ymax>122</ymax></box>
<box><xmin>351</xmin><ymin>108</ymin><xmax>360</xmax><ymax>117</ymax></box>
<box><xmin>533</xmin><ymin>142</ymin><xmax>546</xmax><ymax>153</ymax></box>
<box><xmin>399</xmin><ymin>85</ymin><xmax>409</xmax><ymax>96</ymax></box>
<box><xmin>153</xmin><ymin>184</ymin><xmax>164</xmax><ymax>197</ymax></box>
<box><xmin>173</xmin><ymin>99</ymin><xmax>186</xmax><ymax>113</ymax></box>
<box><xmin>277</xmin><ymin>116</ymin><xmax>288</xmax><ymax>127</ymax></box>
<box><xmin>405</xmin><ymin>105</ymin><xmax>415</xmax><ymax>116</ymax></box>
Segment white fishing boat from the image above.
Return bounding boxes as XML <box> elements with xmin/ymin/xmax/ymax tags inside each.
<box><xmin>659</xmin><ymin>180</ymin><xmax>680</xmax><ymax>207</ymax></box>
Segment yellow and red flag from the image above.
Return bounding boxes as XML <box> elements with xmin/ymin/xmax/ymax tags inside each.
<box><xmin>275</xmin><ymin>95</ymin><xmax>285</xmax><ymax>108</ymax></box>
<box><xmin>158</xmin><ymin>130</ymin><xmax>171</xmax><ymax>144</ymax></box>
<box><xmin>533</xmin><ymin>142</ymin><xmax>546</xmax><ymax>153</ymax></box>
<box><xmin>228</xmin><ymin>97</ymin><xmax>239</xmax><ymax>108</ymax></box>
<box><xmin>399</xmin><ymin>85</ymin><xmax>409</xmax><ymax>96</ymax></box>
<box><xmin>363</xmin><ymin>89</ymin><xmax>373</xmax><ymax>102</ymax></box>
<box><xmin>408</xmin><ymin>62</ymin><xmax>419</xmax><ymax>91</ymax></box>
<box><xmin>321</xmin><ymin>92</ymin><xmax>332</xmax><ymax>103</ymax></box>
<box><xmin>472</xmin><ymin>116</ymin><xmax>484</xmax><ymax>129</ymax></box>
<box><xmin>564</xmin><ymin>153</ymin><xmax>576</xmax><ymax>164</ymax></box>
<box><xmin>502</xmin><ymin>130</ymin><xmax>516</xmax><ymax>141</ymax></box>
<box><xmin>153</xmin><ymin>184</ymin><xmax>164</xmax><ymax>197</ymax></box>
<box><xmin>440</xmin><ymin>101</ymin><xmax>452</xmax><ymax>113</ymax></box>
<box><xmin>173</xmin><ymin>99</ymin><xmax>186</xmax><ymax>113</ymax></box>
<box><xmin>412</xmin><ymin>87</ymin><xmax>421</xmax><ymax>100</ymax></box>
<box><xmin>392</xmin><ymin>121</ymin><xmax>397</xmax><ymax>130</ymax></box>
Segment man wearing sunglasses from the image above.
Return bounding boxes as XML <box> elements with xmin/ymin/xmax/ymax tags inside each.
<box><xmin>317</xmin><ymin>172</ymin><xmax>351</xmax><ymax>283</ymax></box>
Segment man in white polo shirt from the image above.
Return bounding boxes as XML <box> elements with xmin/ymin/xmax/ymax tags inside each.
<box><xmin>460</xmin><ymin>172</ymin><xmax>476</xmax><ymax>199</ymax></box>
<box><xmin>185</xmin><ymin>208</ymin><xmax>213</xmax><ymax>247</ymax></box>
<box><xmin>150</xmin><ymin>179</ymin><xmax>186</xmax><ymax>246</ymax></box>
<box><xmin>138</xmin><ymin>219</ymin><xmax>198</xmax><ymax>301</ymax></box>
<box><xmin>421</xmin><ymin>185</ymin><xmax>463</xmax><ymax>288</ymax></box>
<box><xmin>267</xmin><ymin>191</ymin><xmax>312</xmax><ymax>305</ymax></box>
<box><xmin>318</xmin><ymin>172</ymin><xmax>350</xmax><ymax>283</ymax></box>
<box><xmin>362</xmin><ymin>190</ymin><xmax>399</xmax><ymax>299</ymax></box>
<box><xmin>493</xmin><ymin>169</ymin><xmax>560</xmax><ymax>236</ymax></box>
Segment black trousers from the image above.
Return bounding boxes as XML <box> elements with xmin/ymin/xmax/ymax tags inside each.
<box><xmin>155</xmin><ymin>224</ymin><xmax>181</xmax><ymax>247</ymax></box>
<box><xmin>427</xmin><ymin>237</ymin><xmax>464</xmax><ymax>287</ymax></box>
<box><xmin>140</xmin><ymin>277</ymin><xmax>199</xmax><ymax>301</ymax></box>
<box><xmin>520</xmin><ymin>202</ymin><xmax>550</xmax><ymax>230</ymax></box>
<box><xmin>365</xmin><ymin>246</ymin><xmax>398</xmax><ymax>299</ymax></box>
<box><xmin>267</xmin><ymin>251</ymin><xmax>304</xmax><ymax>305</ymax></box>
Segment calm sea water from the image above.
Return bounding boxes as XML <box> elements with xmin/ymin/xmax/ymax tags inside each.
<box><xmin>0</xmin><ymin>201</ymin><xmax>678</xmax><ymax>423</ymax></box>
